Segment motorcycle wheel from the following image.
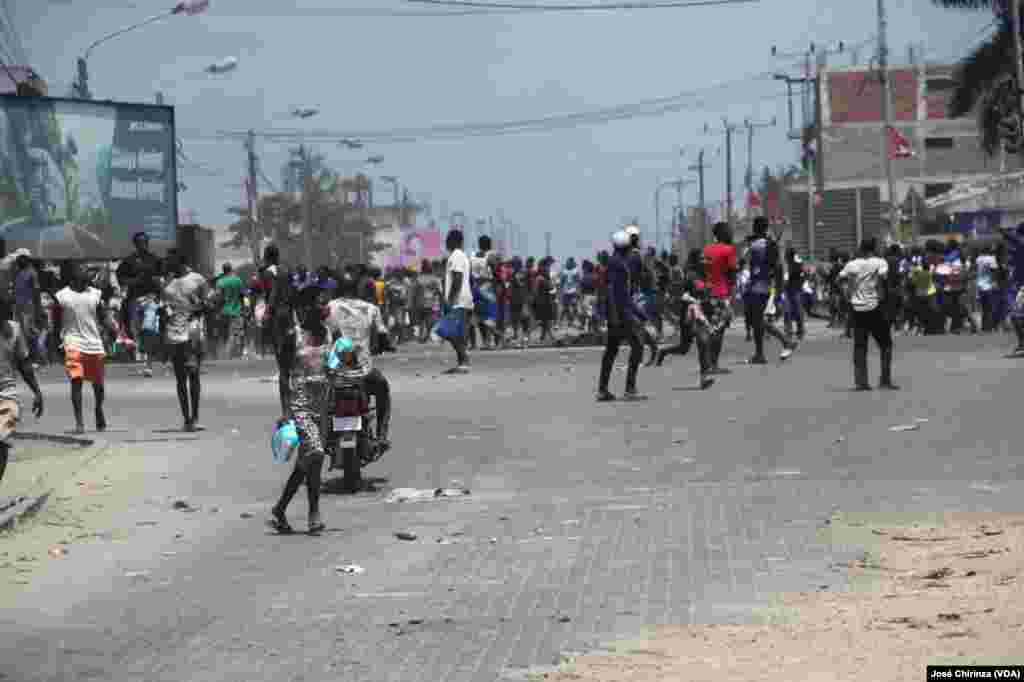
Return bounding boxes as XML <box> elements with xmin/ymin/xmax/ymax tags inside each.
<box><xmin>344</xmin><ymin>437</ymin><xmax>363</xmax><ymax>492</ymax></box>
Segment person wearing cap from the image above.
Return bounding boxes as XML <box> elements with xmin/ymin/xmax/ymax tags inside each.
<box><xmin>597</xmin><ymin>230</ymin><xmax>645</xmax><ymax>402</ymax></box>
<box><xmin>116</xmin><ymin>232</ymin><xmax>164</xmax><ymax>377</ymax></box>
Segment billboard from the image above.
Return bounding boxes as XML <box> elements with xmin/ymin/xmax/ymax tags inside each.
<box><xmin>828</xmin><ymin>68</ymin><xmax>918</xmax><ymax>124</ymax></box>
<box><xmin>0</xmin><ymin>95</ymin><xmax>177</xmax><ymax>260</ymax></box>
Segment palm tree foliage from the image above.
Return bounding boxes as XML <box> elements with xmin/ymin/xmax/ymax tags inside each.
<box><xmin>931</xmin><ymin>0</ymin><xmax>1019</xmax><ymax>154</ymax></box>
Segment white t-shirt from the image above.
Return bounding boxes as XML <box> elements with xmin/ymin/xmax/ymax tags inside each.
<box><xmin>56</xmin><ymin>287</ymin><xmax>106</xmax><ymax>354</ymax></box>
<box><xmin>976</xmin><ymin>254</ymin><xmax>998</xmax><ymax>292</ymax></box>
<box><xmin>470</xmin><ymin>252</ymin><xmax>492</xmax><ymax>283</ymax></box>
<box><xmin>839</xmin><ymin>256</ymin><xmax>888</xmax><ymax>312</ymax></box>
<box><xmin>444</xmin><ymin>249</ymin><xmax>474</xmax><ymax>309</ymax></box>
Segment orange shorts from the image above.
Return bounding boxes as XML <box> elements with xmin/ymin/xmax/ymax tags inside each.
<box><xmin>64</xmin><ymin>349</ymin><xmax>106</xmax><ymax>383</ymax></box>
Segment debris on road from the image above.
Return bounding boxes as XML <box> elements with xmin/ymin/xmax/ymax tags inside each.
<box><xmin>136</xmin><ymin>520</ymin><xmax>158</xmax><ymax>527</ymax></box>
<box><xmin>124</xmin><ymin>571</ymin><xmax>151</xmax><ymax>579</ymax></box>
<box><xmin>172</xmin><ymin>500</ymin><xmax>195</xmax><ymax>512</ymax></box>
<box><xmin>394</xmin><ymin>531</ymin><xmax>418</xmax><ymax>541</ymax></box>
<box><xmin>335</xmin><ymin>564</ymin><xmax>365</xmax><ymax>575</ymax></box>
<box><xmin>888</xmin><ymin>424</ymin><xmax>920</xmax><ymax>432</ymax></box>
<box><xmin>384</xmin><ymin>487</ymin><xmax>471</xmax><ymax>503</ymax></box>
<box><xmin>240</xmin><ymin>512</ymin><xmax>253</xmax><ymax>519</ymax></box>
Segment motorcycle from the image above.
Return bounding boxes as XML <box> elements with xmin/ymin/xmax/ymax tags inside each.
<box><xmin>323</xmin><ymin>342</ymin><xmax>385</xmax><ymax>491</ymax></box>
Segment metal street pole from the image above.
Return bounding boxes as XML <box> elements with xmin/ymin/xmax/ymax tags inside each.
<box><xmin>878</xmin><ymin>0</ymin><xmax>898</xmax><ymax>240</ymax></box>
<box><xmin>245</xmin><ymin>129</ymin><xmax>260</xmax><ymax>265</ymax></box>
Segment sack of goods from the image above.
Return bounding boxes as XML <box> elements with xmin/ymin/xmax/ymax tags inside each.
<box><xmin>271</xmin><ymin>420</ymin><xmax>300</xmax><ymax>464</ymax></box>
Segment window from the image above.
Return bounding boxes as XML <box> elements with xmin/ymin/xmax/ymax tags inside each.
<box><xmin>925</xmin><ymin>137</ymin><xmax>955</xmax><ymax>149</ymax></box>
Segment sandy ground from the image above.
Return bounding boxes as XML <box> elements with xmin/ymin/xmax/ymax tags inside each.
<box><xmin>546</xmin><ymin>512</ymin><xmax>1024</xmax><ymax>682</ymax></box>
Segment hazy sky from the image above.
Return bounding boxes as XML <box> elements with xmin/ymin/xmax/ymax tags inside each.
<box><xmin>13</xmin><ymin>0</ymin><xmax>993</xmax><ymax>259</ymax></box>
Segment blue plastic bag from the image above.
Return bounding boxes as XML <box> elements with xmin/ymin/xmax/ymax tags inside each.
<box><xmin>272</xmin><ymin>420</ymin><xmax>300</xmax><ymax>464</ymax></box>
<box><xmin>327</xmin><ymin>337</ymin><xmax>354</xmax><ymax>371</ymax></box>
<box><xmin>435</xmin><ymin>308</ymin><xmax>465</xmax><ymax>341</ymax></box>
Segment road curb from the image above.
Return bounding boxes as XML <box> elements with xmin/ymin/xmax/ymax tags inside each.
<box><xmin>12</xmin><ymin>432</ymin><xmax>96</xmax><ymax>447</ymax></box>
<box><xmin>0</xmin><ymin>490</ymin><xmax>52</xmax><ymax>532</ymax></box>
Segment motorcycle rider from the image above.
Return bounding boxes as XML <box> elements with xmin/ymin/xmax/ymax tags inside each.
<box><xmin>324</xmin><ymin>273</ymin><xmax>394</xmax><ymax>451</ymax></box>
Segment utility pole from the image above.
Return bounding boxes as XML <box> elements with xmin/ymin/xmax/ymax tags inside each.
<box><xmin>1010</xmin><ymin>0</ymin><xmax>1024</xmax><ymax>156</ymax></box>
<box><xmin>245</xmin><ymin>129</ymin><xmax>260</xmax><ymax>265</ymax></box>
<box><xmin>774</xmin><ymin>41</ymin><xmax>844</xmax><ymax>259</ymax></box>
<box><xmin>544</xmin><ymin>231</ymin><xmax>552</xmax><ymax>260</ymax></box>
<box><xmin>704</xmin><ymin>120</ymin><xmax>740</xmax><ymax>226</ymax></box>
<box><xmin>744</xmin><ymin>117</ymin><xmax>777</xmax><ymax>196</ymax></box>
<box><xmin>878</xmin><ymin>0</ymin><xmax>898</xmax><ymax>240</ymax></box>
<box><xmin>155</xmin><ymin>91</ymin><xmax>164</xmax><ymax>105</ymax></box>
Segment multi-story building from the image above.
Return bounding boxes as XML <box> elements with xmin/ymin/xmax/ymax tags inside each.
<box><xmin>787</xmin><ymin>62</ymin><xmax>1019</xmax><ymax>259</ymax></box>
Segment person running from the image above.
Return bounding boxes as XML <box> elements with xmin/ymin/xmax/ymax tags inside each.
<box><xmin>623</xmin><ymin>226</ymin><xmax>659</xmax><ymax>366</ymax></box>
<box><xmin>268</xmin><ymin>283</ymin><xmax>331</xmax><ymax>535</ymax></box>
<box><xmin>443</xmin><ymin>229</ymin><xmax>473</xmax><ymax>372</ymax></box>
<box><xmin>116</xmin><ymin>232</ymin><xmax>164</xmax><ymax>377</ymax></box>
<box><xmin>560</xmin><ymin>257</ymin><xmax>581</xmax><ymax>329</ymax></box>
<box><xmin>783</xmin><ymin>247</ymin><xmax>806</xmax><ymax>341</ymax></box>
<box><xmin>975</xmin><ymin>244</ymin><xmax>1001</xmax><ymax>332</ymax></box>
<box><xmin>469</xmin><ymin>236</ymin><xmax>495</xmax><ymax>350</ymax></box>
<box><xmin>655</xmin><ymin>248</ymin><xmax>718</xmax><ymax>390</ymax></box>
<box><xmin>56</xmin><ymin>265</ymin><xmax>111</xmax><ymax>434</ymax></box>
<box><xmin>744</xmin><ymin>217</ymin><xmax>797</xmax><ymax>364</ymax></box>
<box><xmin>0</xmin><ymin>298</ymin><xmax>43</xmax><ymax>485</ymax></box>
<box><xmin>838</xmin><ymin>237</ymin><xmax>898</xmax><ymax>391</ymax></box>
<box><xmin>702</xmin><ymin>222</ymin><xmax>738</xmax><ymax>373</ymax></box>
<box><xmin>597</xmin><ymin>231</ymin><xmax>645</xmax><ymax>402</ymax></box>
<box><xmin>162</xmin><ymin>254</ymin><xmax>210</xmax><ymax>432</ymax></box>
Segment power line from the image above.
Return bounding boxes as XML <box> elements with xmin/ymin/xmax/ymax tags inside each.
<box><xmin>407</xmin><ymin>0</ymin><xmax>757</xmax><ymax>9</ymax></box>
<box><xmin>185</xmin><ymin>77</ymin><xmax>796</xmax><ymax>145</ymax></box>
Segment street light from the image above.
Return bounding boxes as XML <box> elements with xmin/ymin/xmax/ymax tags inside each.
<box><xmin>654</xmin><ymin>178</ymin><xmax>692</xmax><ymax>252</ymax></box>
<box><xmin>205</xmin><ymin>56</ymin><xmax>238</xmax><ymax>74</ymax></box>
<box><xmin>74</xmin><ymin>0</ymin><xmax>211</xmax><ymax>99</ymax></box>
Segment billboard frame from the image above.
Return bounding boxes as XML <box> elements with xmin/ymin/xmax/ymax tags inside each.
<box><xmin>0</xmin><ymin>92</ymin><xmax>179</xmax><ymax>260</ymax></box>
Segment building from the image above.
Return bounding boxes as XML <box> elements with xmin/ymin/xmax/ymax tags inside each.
<box><xmin>787</xmin><ymin>62</ymin><xmax>1020</xmax><ymax>259</ymax></box>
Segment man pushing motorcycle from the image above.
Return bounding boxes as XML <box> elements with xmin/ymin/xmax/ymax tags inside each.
<box><xmin>324</xmin><ymin>273</ymin><xmax>393</xmax><ymax>451</ymax></box>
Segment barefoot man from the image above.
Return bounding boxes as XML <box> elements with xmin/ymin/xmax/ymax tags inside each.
<box><xmin>56</xmin><ymin>265</ymin><xmax>112</xmax><ymax>433</ymax></box>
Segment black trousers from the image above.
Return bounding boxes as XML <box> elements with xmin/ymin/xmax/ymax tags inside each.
<box><xmin>598</xmin><ymin>322</ymin><xmax>643</xmax><ymax>393</ymax></box>
<box><xmin>852</xmin><ymin>307</ymin><xmax>893</xmax><ymax>387</ymax></box>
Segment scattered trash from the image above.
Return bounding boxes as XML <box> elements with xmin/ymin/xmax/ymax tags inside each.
<box><xmin>209</xmin><ymin>507</ymin><xmax>220</xmax><ymax>513</ymax></box>
<box><xmin>407</xmin><ymin>618</ymin><xmax>424</xmax><ymax>625</ymax></box>
<box><xmin>921</xmin><ymin>567</ymin><xmax>954</xmax><ymax>580</ymax></box>
<box><xmin>335</xmin><ymin>564</ymin><xmax>365</xmax><ymax>575</ymax></box>
<box><xmin>937</xmin><ymin>613</ymin><xmax>961</xmax><ymax>621</ymax></box>
<box><xmin>914</xmin><ymin>418</ymin><xmax>929</xmax><ymax>424</ymax></box>
<box><xmin>48</xmin><ymin>547</ymin><xmax>67</xmax><ymax>558</ymax></box>
<box><xmin>498</xmin><ymin>516</ymin><xmax>510</xmax><ymax>521</ymax></box>
<box><xmin>174</xmin><ymin>533</ymin><xmax>184</xmax><ymax>539</ymax></box>
<box><xmin>172</xmin><ymin>500</ymin><xmax>194</xmax><ymax>512</ymax></box>
<box><xmin>240</xmin><ymin>512</ymin><xmax>253</xmax><ymax>519</ymax></box>
<box><xmin>447</xmin><ymin>434</ymin><xmax>481</xmax><ymax>441</ymax></box>
<box><xmin>136</xmin><ymin>520</ymin><xmax>159</xmax><ymax>527</ymax></box>
<box><xmin>160</xmin><ymin>475</ymin><xmax>169</xmax><ymax>480</ymax></box>
<box><xmin>557</xmin><ymin>615</ymin><xmax>572</xmax><ymax>623</ymax></box>
<box><xmin>965</xmin><ymin>570</ymin><xmax>977</xmax><ymax>577</ymax></box>
<box><xmin>385</xmin><ymin>488</ymin><xmax>471</xmax><ymax>503</ymax></box>
<box><xmin>488</xmin><ymin>537</ymin><xmax>498</xmax><ymax>544</ymax></box>
<box><xmin>561</xmin><ymin>520</ymin><xmax>580</xmax><ymax>527</ymax></box>
<box><xmin>888</xmin><ymin>424</ymin><xmax>920</xmax><ymax>433</ymax></box>
<box><xmin>959</xmin><ymin>549</ymin><xmax>1002</xmax><ymax>559</ymax></box>
<box><xmin>978</xmin><ymin>528</ymin><xmax>1004</xmax><ymax>537</ymax></box>
<box><xmin>834</xmin><ymin>437</ymin><xmax>845</xmax><ymax>444</ymax></box>
<box><xmin>395</xmin><ymin>531</ymin><xmax>418</xmax><ymax>541</ymax></box>
<box><xmin>125</xmin><ymin>571</ymin><xmax>151</xmax><ymax>579</ymax></box>
<box><xmin>160</xmin><ymin>552</ymin><xmax>177</xmax><ymax>557</ymax></box>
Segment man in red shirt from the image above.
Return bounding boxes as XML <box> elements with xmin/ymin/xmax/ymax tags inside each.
<box><xmin>701</xmin><ymin>222</ymin><xmax>738</xmax><ymax>374</ymax></box>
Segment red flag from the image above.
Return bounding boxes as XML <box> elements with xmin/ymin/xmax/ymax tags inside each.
<box><xmin>888</xmin><ymin>126</ymin><xmax>914</xmax><ymax>159</ymax></box>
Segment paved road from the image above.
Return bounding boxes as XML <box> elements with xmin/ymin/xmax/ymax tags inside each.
<box><xmin>2</xmin><ymin>326</ymin><xmax>1023</xmax><ymax>681</ymax></box>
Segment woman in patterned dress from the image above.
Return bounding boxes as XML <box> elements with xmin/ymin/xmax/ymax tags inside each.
<box><xmin>268</xmin><ymin>283</ymin><xmax>332</xmax><ymax>535</ymax></box>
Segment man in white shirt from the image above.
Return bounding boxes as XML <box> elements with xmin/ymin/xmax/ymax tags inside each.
<box><xmin>56</xmin><ymin>264</ymin><xmax>112</xmax><ymax>433</ymax></box>
<box><xmin>444</xmin><ymin>229</ymin><xmax>473</xmax><ymax>373</ymax></box>
<box><xmin>838</xmin><ymin>237</ymin><xmax>898</xmax><ymax>391</ymax></box>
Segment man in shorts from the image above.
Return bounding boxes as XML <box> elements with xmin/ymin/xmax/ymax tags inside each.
<box><xmin>56</xmin><ymin>265</ymin><xmax>111</xmax><ymax>433</ymax></box>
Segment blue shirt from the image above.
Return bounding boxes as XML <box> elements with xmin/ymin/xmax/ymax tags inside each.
<box><xmin>747</xmin><ymin>238</ymin><xmax>775</xmax><ymax>295</ymax></box>
<box><xmin>607</xmin><ymin>252</ymin><xmax>633</xmax><ymax>323</ymax></box>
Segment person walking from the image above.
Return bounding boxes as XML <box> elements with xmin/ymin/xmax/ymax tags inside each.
<box><xmin>162</xmin><ymin>255</ymin><xmax>211</xmax><ymax>432</ymax></box>
<box><xmin>262</xmin><ymin>244</ymin><xmax>298</xmax><ymax>418</ymax></box>
<box><xmin>55</xmin><ymin>265</ymin><xmax>111</xmax><ymax>434</ymax></box>
<box><xmin>975</xmin><ymin>244</ymin><xmax>1000</xmax><ymax>332</ymax></box>
<box><xmin>215</xmin><ymin>263</ymin><xmax>244</xmax><ymax>360</ymax></box>
<box><xmin>998</xmin><ymin>223</ymin><xmax>1024</xmax><ymax>354</ymax></box>
<box><xmin>268</xmin><ymin>282</ymin><xmax>331</xmax><ymax>535</ymax></box>
<box><xmin>838</xmin><ymin>238</ymin><xmax>898</xmax><ymax>391</ymax></box>
<box><xmin>597</xmin><ymin>231</ymin><xmax>645</xmax><ymax>402</ymax></box>
<box><xmin>744</xmin><ymin>217</ymin><xmax>797</xmax><ymax>364</ymax></box>
<box><xmin>443</xmin><ymin>229</ymin><xmax>473</xmax><ymax>373</ymax></box>
<box><xmin>13</xmin><ymin>254</ymin><xmax>43</xmax><ymax>367</ymax></box>
<box><xmin>115</xmin><ymin>232</ymin><xmax>164</xmax><ymax>377</ymax></box>
<box><xmin>0</xmin><ymin>298</ymin><xmax>43</xmax><ymax>486</ymax></box>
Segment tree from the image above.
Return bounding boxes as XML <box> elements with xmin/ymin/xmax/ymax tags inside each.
<box><xmin>931</xmin><ymin>0</ymin><xmax>1019</xmax><ymax>154</ymax></box>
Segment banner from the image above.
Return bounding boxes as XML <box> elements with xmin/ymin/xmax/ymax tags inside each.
<box><xmin>383</xmin><ymin>223</ymin><xmax>443</xmax><ymax>271</ymax></box>
<box><xmin>0</xmin><ymin>95</ymin><xmax>177</xmax><ymax>259</ymax></box>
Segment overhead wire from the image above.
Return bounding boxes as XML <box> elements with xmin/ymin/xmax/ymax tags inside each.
<box><xmin>406</xmin><ymin>0</ymin><xmax>757</xmax><ymax>10</ymax></box>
